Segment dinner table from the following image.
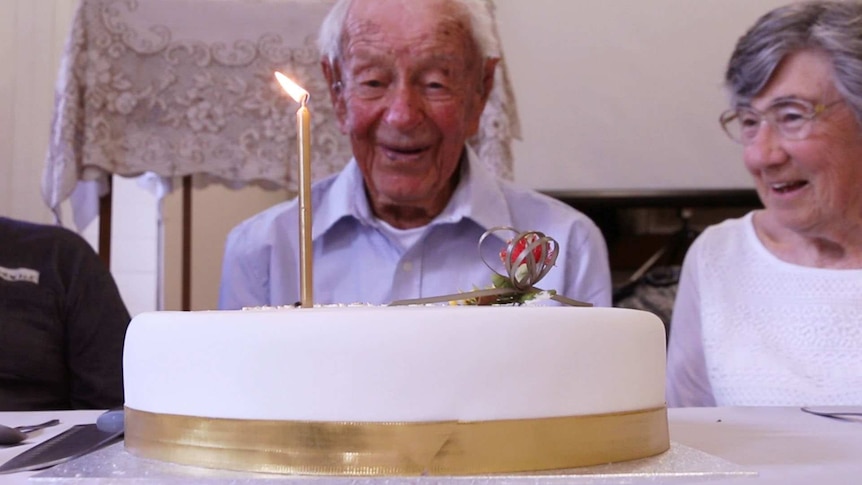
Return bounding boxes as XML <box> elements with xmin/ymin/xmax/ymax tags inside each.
<box><xmin>0</xmin><ymin>406</ymin><xmax>860</xmax><ymax>484</ymax></box>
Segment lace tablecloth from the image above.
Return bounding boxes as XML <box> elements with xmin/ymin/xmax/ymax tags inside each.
<box><xmin>42</xmin><ymin>0</ymin><xmax>520</xmax><ymax>227</ymax></box>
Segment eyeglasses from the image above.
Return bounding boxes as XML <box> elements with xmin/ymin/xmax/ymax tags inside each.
<box><xmin>719</xmin><ymin>98</ymin><xmax>844</xmax><ymax>145</ymax></box>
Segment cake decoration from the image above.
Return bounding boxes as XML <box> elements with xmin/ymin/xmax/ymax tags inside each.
<box><xmin>391</xmin><ymin>227</ymin><xmax>592</xmax><ymax>307</ymax></box>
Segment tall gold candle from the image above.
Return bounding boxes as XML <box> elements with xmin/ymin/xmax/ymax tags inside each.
<box><xmin>275</xmin><ymin>71</ymin><xmax>313</xmax><ymax>308</ymax></box>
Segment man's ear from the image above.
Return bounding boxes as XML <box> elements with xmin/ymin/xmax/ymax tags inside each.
<box><xmin>466</xmin><ymin>57</ymin><xmax>500</xmax><ymax>137</ymax></box>
<box><xmin>480</xmin><ymin>58</ymin><xmax>499</xmax><ymax>105</ymax></box>
<box><xmin>321</xmin><ymin>59</ymin><xmax>348</xmax><ymax>132</ymax></box>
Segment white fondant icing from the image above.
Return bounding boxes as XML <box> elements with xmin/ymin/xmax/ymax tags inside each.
<box><xmin>123</xmin><ymin>306</ymin><xmax>666</xmax><ymax>421</ymax></box>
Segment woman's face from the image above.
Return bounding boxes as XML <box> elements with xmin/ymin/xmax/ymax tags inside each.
<box><xmin>744</xmin><ymin>49</ymin><xmax>862</xmax><ymax>237</ymax></box>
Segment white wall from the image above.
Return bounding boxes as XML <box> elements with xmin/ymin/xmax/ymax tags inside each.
<box><xmin>495</xmin><ymin>0</ymin><xmax>790</xmax><ymax>191</ymax></box>
<box><xmin>0</xmin><ymin>0</ymin><xmax>76</xmax><ymax>223</ymax></box>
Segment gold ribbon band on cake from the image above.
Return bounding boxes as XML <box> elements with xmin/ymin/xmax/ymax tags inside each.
<box><xmin>124</xmin><ymin>406</ymin><xmax>669</xmax><ymax>476</ymax></box>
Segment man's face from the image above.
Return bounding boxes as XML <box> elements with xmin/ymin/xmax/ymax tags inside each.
<box><xmin>325</xmin><ymin>0</ymin><xmax>493</xmax><ymax>227</ymax></box>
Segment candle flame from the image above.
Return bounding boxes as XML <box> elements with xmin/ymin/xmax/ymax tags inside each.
<box><xmin>275</xmin><ymin>71</ymin><xmax>309</xmax><ymax>104</ymax></box>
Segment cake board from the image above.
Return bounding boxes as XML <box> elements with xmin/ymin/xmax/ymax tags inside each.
<box><xmin>31</xmin><ymin>442</ymin><xmax>757</xmax><ymax>484</ymax></box>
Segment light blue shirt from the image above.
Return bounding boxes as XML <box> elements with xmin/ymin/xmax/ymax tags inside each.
<box><xmin>218</xmin><ymin>150</ymin><xmax>612</xmax><ymax>309</ymax></box>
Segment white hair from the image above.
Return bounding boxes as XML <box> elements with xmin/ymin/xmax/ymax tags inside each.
<box><xmin>317</xmin><ymin>0</ymin><xmax>500</xmax><ymax>65</ymax></box>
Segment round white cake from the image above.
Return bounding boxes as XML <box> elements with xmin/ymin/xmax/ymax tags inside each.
<box><xmin>122</xmin><ymin>305</ymin><xmax>669</xmax><ymax>475</ymax></box>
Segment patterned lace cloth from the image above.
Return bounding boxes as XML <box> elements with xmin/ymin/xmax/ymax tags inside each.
<box><xmin>43</xmin><ymin>0</ymin><xmax>521</xmax><ymax>228</ymax></box>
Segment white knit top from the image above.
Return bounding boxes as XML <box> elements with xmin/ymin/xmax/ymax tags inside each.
<box><xmin>666</xmin><ymin>212</ymin><xmax>862</xmax><ymax>406</ymax></box>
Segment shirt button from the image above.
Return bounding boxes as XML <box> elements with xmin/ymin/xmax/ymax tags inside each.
<box><xmin>402</xmin><ymin>262</ymin><xmax>414</xmax><ymax>272</ymax></box>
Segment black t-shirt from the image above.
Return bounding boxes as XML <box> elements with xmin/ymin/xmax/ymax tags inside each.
<box><xmin>0</xmin><ymin>217</ymin><xmax>130</xmax><ymax>410</ymax></box>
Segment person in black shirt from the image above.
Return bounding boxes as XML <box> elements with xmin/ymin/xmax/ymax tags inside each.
<box><xmin>0</xmin><ymin>217</ymin><xmax>130</xmax><ymax>410</ymax></box>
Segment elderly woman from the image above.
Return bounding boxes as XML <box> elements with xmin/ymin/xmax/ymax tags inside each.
<box><xmin>667</xmin><ymin>1</ymin><xmax>862</xmax><ymax>407</ymax></box>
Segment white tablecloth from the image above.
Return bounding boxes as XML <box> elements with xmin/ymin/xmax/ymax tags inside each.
<box><xmin>1</xmin><ymin>407</ymin><xmax>861</xmax><ymax>484</ymax></box>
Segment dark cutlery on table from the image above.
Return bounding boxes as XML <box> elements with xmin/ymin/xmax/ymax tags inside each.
<box><xmin>801</xmin><ymin>406</ymin><xmax>862</xmax><ymax>422</ymax></box>
<box><xmin>0</xmin><ymin>409</ymin><xmax>124</xmax><ymax>474</ymax></box>
<box><xmin>0</xmin><ymin>419</ymin><xmax>60</xmax><ymax>446</ymax></box>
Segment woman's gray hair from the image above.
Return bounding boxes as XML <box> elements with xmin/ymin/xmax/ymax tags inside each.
<box><xmin>317</xmin><ymin>0</ymin><xmax>500</xmax><ymax>66</ymax></box>
<box><xmin>726</xmin><ymin>1</ymin><xmax>862</xmax><ymax>123</ymax></box>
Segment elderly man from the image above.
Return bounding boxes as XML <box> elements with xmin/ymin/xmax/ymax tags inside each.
<box><xmin>218</xmin><ymin>0</ymin><xmax>611</xmax><ymax>308</ymax></box>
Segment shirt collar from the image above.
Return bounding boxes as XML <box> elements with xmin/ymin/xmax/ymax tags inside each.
<box><xmin>312</xmin><ymin>147</ymin><xmax>514</xmax><ymax>239</ymax></box>
<box><xmin>432</xmin><ymin>147</ymin><xmax>514</xmax><ymax>231</ymax></box>
<box><xmin>311</xmin><ymin>158</ymin><xmax>368</xmax><ymax>239</ymax></box>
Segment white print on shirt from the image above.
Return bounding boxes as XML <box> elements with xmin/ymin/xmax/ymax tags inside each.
<box><xmin>0</xmin><ymin>266</ymin><xmax>40</xmax><ymax>284</ymax></box>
